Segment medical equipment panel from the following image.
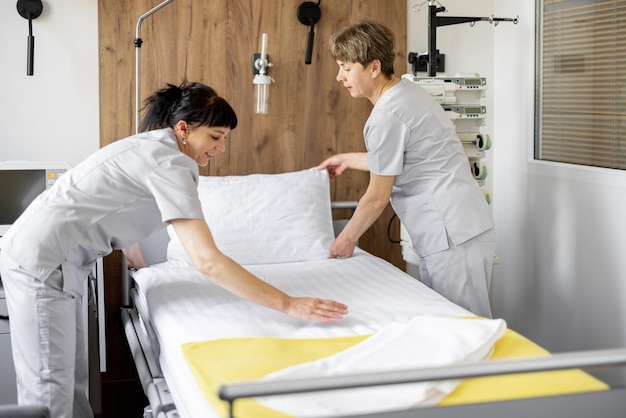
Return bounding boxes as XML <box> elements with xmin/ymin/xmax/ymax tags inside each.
<box><xmin>401</xmin><ymin>74</ymin><xmax>487</xmax><ymax>105</ymax></box>
<box><xmin>0</xmin><ymin>161</ymin><xmax>71</xmax><ymax>237</ymax></box>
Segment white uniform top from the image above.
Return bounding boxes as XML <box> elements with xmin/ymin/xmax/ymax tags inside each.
<box><xmin>0</xmin><ymin>128</ymin><xmax>204</xmax><ymax>297</ymax></box>
<box><xmin>365</xmin><ymin>78</ymin><xmax>494</xmax><ymax>257</ymax></box>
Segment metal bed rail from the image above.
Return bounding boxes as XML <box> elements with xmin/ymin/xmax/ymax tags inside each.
<box><xmin>130</xmin><ymin>287</ymin><xmax>162</xmax><ymax>364</ymax></box>
<box><xmin>349</xmin><ymin>387</ymin><xmax>626</xmax><ymax>418</ymax></box>
<box><xmin>219</xmin><ymin>347</ymin><xmax>626</xmax><ymax>418</ymax></box>
<box><xmin>121</xmin><ymin>307</ymin><xmax>178</xmax><ymax>418</ymax></box>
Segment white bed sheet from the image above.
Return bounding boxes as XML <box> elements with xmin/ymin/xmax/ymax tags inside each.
<box><xmin>132</xmin><ymin>249</ymin><xmax>472</xmax><ymax>418</ymax></box>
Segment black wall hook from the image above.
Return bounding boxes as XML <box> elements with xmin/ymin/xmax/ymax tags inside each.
<box><xmin>17</xmin><ymin>0</ymin><xmax>43</xmax><ymax>76</ymax></box>
<box><xmin>297</xmin><ymin>0</ymin><xmax>321</xmax><ymax>65</ymax></box>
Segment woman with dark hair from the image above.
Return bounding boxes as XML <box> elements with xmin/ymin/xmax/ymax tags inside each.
<box><xmin>0</xmin><ymin>81</ymin><xmax>348</xmax><ymax>418</ymax></box>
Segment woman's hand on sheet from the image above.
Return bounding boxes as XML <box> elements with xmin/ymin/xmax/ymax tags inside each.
<box><xmin>172</xmin><ymin>218</ymin><xmax>348</xmax><ymax>322</ymax></box>
<box><xmin>286</xmin><ymin>297</ymin><xmax>348</xmax><ymax>322</ymax></box>
<box><xmin>329</xmin><ymin>235</ymin><xmax>357</xmax><ymax>258</ymax></box>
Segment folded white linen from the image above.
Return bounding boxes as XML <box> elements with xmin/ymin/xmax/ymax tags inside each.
<box><xmin>256</xmin><ymin>316</ymin><xmax>507</xmax><ymax>417</ymax></box>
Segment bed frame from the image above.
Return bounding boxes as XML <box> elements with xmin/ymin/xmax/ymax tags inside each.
<box><xmin>123</xmin><ymin>289</ymin><xmax>626</xmax><ymax>418</ymax></box>
<box><xmin>120</xmin><ymin>202</ymin><xmax>626</xmax><ymax>418</ymax></box>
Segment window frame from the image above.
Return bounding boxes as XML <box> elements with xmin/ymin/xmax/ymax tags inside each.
<box><xmin>534</xmin><ymin>0</ymin><xmax>626</xmax><ymax>171</ymax></box>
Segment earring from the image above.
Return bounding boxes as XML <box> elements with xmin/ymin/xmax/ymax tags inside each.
<box><xmin>182</xmin><ymin>138</ymin><xmax>187</xmax><ymax>145</ymax></box>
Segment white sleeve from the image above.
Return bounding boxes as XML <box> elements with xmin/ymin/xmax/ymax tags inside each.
<box><xmin>364</xmin><ymin>109</ymin><xmax>408</xmax><ymax>176</ymax></box>
<box><xmin>145</xmin><ymin>155</ymin><xmax>204</xmax><ymax>222</ymax></box>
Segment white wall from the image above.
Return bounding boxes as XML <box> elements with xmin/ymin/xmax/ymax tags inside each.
<box><xmin>0</xmin><ymin>0</ymin><xmax>99</xmax><ymax>166</ymax></box>
<box><xmin>407</xmin><ymin>0</ymin><xmax>626</xmax><ymax>385</ymax></box>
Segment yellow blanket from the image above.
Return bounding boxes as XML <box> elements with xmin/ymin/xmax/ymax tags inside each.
<box><xmin>182</xmin><ymin>328</ymin><xmax>608</xmax><ymax>418</ymax></box>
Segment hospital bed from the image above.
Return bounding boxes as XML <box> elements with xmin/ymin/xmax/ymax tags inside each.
<box><xmin>120</xmin><ymin>168</ymin><xmax>626</xmax><ymax>418</ymax></box>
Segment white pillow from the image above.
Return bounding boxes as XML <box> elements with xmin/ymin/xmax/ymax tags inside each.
<box><xmin>166</xmin><ymin>168</ymin><xmax>335</xmax><ymax>265</ymax></box>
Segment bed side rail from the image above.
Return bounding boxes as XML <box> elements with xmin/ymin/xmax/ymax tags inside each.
<box><xmin>219</xmin><ymin>348</ymin><xmax>626</xmax><ymax>417</ymax></box>
<box><xmin>121</xmin><ymin>307</ymin><xmax>175</xmax><ymax>417</ymax></box>
<box><xmin>130</xmin><ymin>287</ymin><xmax>161</xmax><ymax>362</ymax></box>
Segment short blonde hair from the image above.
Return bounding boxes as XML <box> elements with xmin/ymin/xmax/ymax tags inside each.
<box><xmin>328</xmin><ymin>21</ymin><xmax>396</xmax><ymax>76</ymax></box>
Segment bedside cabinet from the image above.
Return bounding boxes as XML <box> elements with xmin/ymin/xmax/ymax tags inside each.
<box><xmin>0</xmin><ymin>283</ymin><xmax>18</xmax><ymax>405</ymax></box>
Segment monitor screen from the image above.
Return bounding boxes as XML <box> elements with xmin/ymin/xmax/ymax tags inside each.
<box><xmin>0</xmin><ymin>162</ymin><xmax>71</xmax><ymax>236</ymax></box>
<box><xmin>0</xmin><ymin>169</ymin><xmax>46</xmax><ymax>226</ymax></box>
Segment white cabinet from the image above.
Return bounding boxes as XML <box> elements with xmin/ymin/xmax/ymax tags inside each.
<box><xmin>0</xmin><ymin>285</ymin><xmax>18</xmax><ymax>405</ymax></box>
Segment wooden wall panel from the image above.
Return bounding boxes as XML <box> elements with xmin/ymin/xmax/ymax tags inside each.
<box><xmin>98</xmin><ymin>0</ymin><xmax>407</xmax><ymax>262</ymax></box>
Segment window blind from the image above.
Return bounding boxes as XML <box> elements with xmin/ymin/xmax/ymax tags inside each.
<box><xmin>536</xmin><ymin>0</ymin><xmax>626</xmax><ymax>169</ymax></box>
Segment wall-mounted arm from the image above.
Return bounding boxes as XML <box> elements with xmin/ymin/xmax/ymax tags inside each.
<box><xmin>16</xmin><ymin>0</ymin><xmax>43</xmax><ymax>76</ymax></box>
<box><xmin>297</xmin><ymin>0</ymin><xmax>321</xmax><ymax>65</ymax></box>
<box><xmin>427</xmin><ymin>4</ymin><xmax>446</xmax><ymax>77</ymax></box>
<box><xmin>426</xmin><ymin>3</ymin><xmax>519</xmax><ymax>76</ymax></box>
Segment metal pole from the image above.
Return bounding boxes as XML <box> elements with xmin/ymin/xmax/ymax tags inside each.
<box><xmin>219</xmin><ymin>347</ymin><xmax>626</xmax><ymax>402</ymax></box>
<box><xmin>125</xmin><ymin>0</ymin><xmax>175</xmax><ymax>308</ymax></box>
<box><xmin>427</xmin><ymin>4</ymin><xmax>445</xmax><ymax>77</ymax></box>
<box><xmin>135</xmin><ymin>0</ymin><xmax>175</xmax><ymax>134</ymax></box>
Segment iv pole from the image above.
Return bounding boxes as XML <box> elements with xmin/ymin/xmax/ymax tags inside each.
<box><xmin>426</xmin><ymin>2</ymin><xmax>518</xmax><ymax>76</ymax></box>
<box><xmin>134</xmin><ymin>0</ymin><xmax>176</xmax><ymax>134</ymax></box>
<box><xmin>122</xmin><ymin>0</ymin><xmax>176</xmax><ymax>311</ymax></box>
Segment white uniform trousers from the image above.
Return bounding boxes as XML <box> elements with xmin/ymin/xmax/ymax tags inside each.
<box><xmin>418</xmin><ymin>227</ymin><xmax>495</xmax><ymax>318</ymax></box>
<box><xmin>0</xmin><ymin>252</ymin><xmax>93</xmax><ymax>418</ymax></box>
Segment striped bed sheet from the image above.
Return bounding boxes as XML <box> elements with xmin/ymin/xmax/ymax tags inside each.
<box><xmin>132</xmin><ymin>249</ymin><xmax>471</xmax><ymax>417</ymax></box>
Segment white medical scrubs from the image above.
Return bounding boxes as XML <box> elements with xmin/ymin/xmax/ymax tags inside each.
<box><xmin>0</xmin><ymin>128</ymin><xmax>204</xmax><ymax>418</ymax></box>
<box><xmin>365</xmin><ymin>78</ymin><xmax>495</xmax><ymax>317</ymax></box>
